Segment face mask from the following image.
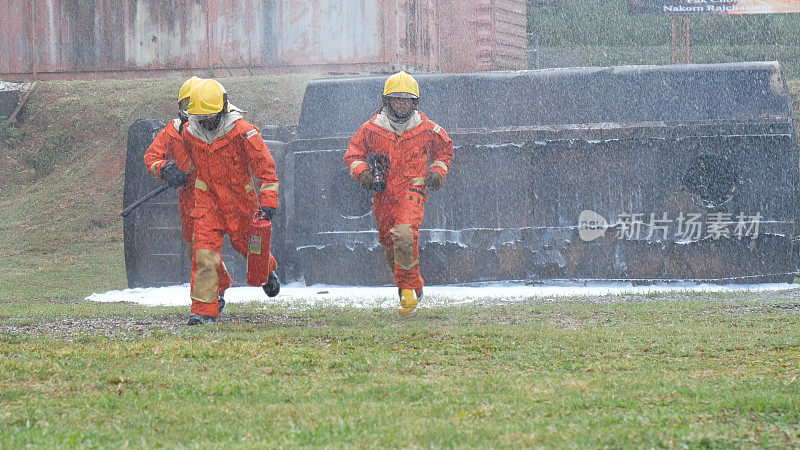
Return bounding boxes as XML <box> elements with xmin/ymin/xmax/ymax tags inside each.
<box><xmin>200</xmin><ymin>114</ymin><xmax>222</xmax><ymax>131</ymax></box>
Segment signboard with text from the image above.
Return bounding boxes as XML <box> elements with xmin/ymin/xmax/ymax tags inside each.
<box><xmin>630</xmin><ymin>0</ymin><xmax>800</xmax><ymax>15</ymax></box>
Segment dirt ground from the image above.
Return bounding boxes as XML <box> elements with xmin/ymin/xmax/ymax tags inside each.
<box><xmin>3</xmin><ymin>291</ymin><xmax>800</xmax><ymax>338</ymax></box>
<box><xmin>0</xmin><ymin>313</ymin><xmax>311</xmax><ymax>338</ymax></box>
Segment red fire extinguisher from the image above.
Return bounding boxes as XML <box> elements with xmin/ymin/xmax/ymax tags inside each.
<box><xmin>246</xmin><ymin>210</ymin><xmax>272</xmax><ymax>286</ymax></box>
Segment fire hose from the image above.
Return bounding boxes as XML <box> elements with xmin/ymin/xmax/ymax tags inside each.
<box><xmin>120</xmin><ymin>184</ymin><xmax>169</xmax><ymax>218</ymax></box>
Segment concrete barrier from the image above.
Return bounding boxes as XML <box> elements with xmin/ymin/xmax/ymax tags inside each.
<box><xmin>0</xmin><ymin>89</ymin><xmax>19</xmax><ymax>119</ymax></box>
<box><xmin>123</xmin><ymin>62</ymin><xmax>799</xmax><ymax>287</ymax></box>
<box><xmin>284</xmin><ymin>62</ymin><xmax>799</xmax><ymax>284</ymax></box>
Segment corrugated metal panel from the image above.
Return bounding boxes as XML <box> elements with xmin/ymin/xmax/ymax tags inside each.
<box><xmin>1</xmin><ymin>0</ymin><xmax>526</xmax><ymax>79</ymax></box>
<box><xmin>0</xmin><ymin>1</ymin><xmax>34</xmax><ymax>73</ymax></box>
<box><xmin>437</xmin><ymin>0</ymin><xmax>482</xmax><ymax>72</ymax></box>
<box><xmin>209</xmin><ymin>0</ymin><xmax>274</xmax><ymax>67</ymax></box>
<box><xmin>276</xmin><ymin>0</ymin><xmax>383</xmax><ymax>65</ymax></box>
<box><xmin>492</xmin><ymin>0</ymin><xmax>527</xmax><ymax>70</ymax></box>
<box><xmin>435</xmin><ymin>0</ymin><xmax>527</xmax><ymax>73</ymax></box>
<box><xmin>12</xmin><ymin>0</ymin><xmax>210</xmax><ymax>74</ymax></box>
<box><xmin>399</xmin><ymin>0</ymin><xmax>439</xmax><ymax>71</ymax></box>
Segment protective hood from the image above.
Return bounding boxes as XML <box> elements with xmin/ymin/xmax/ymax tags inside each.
<box><xmin>187</xmin><ymin>104</ymin><xmax>245</xmax><ymax>144</ymax></box>
<box><xmin>374</xmin><ymin>109</ymin><xmax>422</xmax><ymax>136</ymax></box>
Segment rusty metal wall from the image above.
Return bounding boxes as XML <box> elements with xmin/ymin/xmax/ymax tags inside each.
<box><xmin>275</xmin><ymin>1</ymin><xmax>382</xmax><ymax>65</ymax></box>
<box><xmin>492</xmin><ymin>0</ymin><xmax>527</xmax><ymax>69</ymax></box>
<box><xmin>1</xmin><ymin>0</ymin><xmax>273</xmax><ymax>76</ymax></box>
<box><xmin>0</xmin><ymin>1</ymin><xmax>31</xmax><ymax>74</ymax></box>
<box><xmin>437</xmin><ymin>0</ymin><xmax>527</xmax><ymax>72</ymax></box>
<box><xmin>1</xmin><ymin>0</ymin><xmax>526</xmax><ymax>79</ymax></box>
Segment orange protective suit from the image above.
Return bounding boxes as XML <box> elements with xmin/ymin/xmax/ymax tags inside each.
<box><xmin>344</xmin><ymin>111</ymin><xmax>454</xmax><ymax>291</ymax></box>
<box><xmin>182</xmin><ymin>117</ymin><xmax>279</xmax><ymax>317</ymax></box>
<box><xmin>143</xmin><ymin>119</ymin><xmax>232</xmax><ymax>295</ymax></box>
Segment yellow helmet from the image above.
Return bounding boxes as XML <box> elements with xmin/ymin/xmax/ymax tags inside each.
<box><xmin>187</xmin><ymin>79</ymin><xmax>228</xmax><ymax>115</ymax></box>
<box><xmin>383</xmin><ymin>71</ymin><xmax>419</xmax><ymax>99</ymax></box>
<box><xmin>178</xmin><ymin>76</ymin><xmax>203</xmax><ymax>102</ymax></box>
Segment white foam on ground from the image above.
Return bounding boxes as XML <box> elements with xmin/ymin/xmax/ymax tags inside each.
<box><xmin>85</xmin><ymin>281</ymin><xmax>800</xmax><ymax>309</ymax></box>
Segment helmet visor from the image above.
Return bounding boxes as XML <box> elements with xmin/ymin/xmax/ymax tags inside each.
<box><xmin>386</xmin><ymin>92</ymin><xmax>418</xmax><ymax>99</ymax></box>
<box><xmin>197</xmin><ymin>113</ymin><xmax>223</xmax><ymax>130</ymax></box>
<box><xmin>193</xmin><ymin>113</ymin><xmax>220</xmax><ymax>120</ymax></box>
<box><xmin>178</xmin><ymin>97</ymin><xmax>190</xmax><ymax>112</ymax></box>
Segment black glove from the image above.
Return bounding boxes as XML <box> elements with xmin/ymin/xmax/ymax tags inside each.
<box><xmin>260</xmin><ymin>206</ymin><xmax>276</xmax><ymax>221</ymax></box>
<box><xmin>425</xmin><ymin>171</ymin><xmax>444</xmax><ymax>190</ymax></box>
<box><xmin>358</xmin><ymin>169</ymin><xmax>374</xmax><ymax>190</ymax></box>
<box><xmin>160</xmin><ymin>160</ymin><xmax>189</xmax><ymax>188</ymax></box>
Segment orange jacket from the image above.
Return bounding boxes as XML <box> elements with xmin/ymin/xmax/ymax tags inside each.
<box><xmin>143</xmin><ymin>119</ymin><xmax>193</xmax><ymax>176</ymax></box>
<box><xmin>182</xmin><ymin>118</ymin><xmax>279</xmax><ymax>212</ymax></box>
<box><xmin>344</xmin><ymin>111</ymin><xmax>453</xmax><ymax>201</ymax></box>
<box><xmin>143</xmin><ymin>119</ymin><xmax>195</xmax><ymax>207</ymax></box>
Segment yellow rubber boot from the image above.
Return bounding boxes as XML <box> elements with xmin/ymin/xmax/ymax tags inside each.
<box><xmin>398</xmin><ymin>289</ymin><xmax>419</xmax><ymax>317</ymax></box>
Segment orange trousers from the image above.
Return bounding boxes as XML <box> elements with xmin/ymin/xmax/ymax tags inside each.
<box><xmin>375</xmin><ymin>191</ymin><xmax>426</xmax><ymax>291</ymax></box>
<box><xmin>178</xmin><ymin>191</ymin><xmax>232</xmax><ymax>303</ymax></box>
<box><xmin>190</xmin><ymin>204</ymin><xmax>276</xmax><ymax>317</ymax></box>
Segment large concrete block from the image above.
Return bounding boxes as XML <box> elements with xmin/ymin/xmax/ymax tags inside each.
<box><xmin>284</xmin><ymin>62</ymin><xmax>799</xmax><ymax>284</ymax></box>
<box><xmin>122</xmin><ymin>63</ymin><xmax>800</xmax><ymax>287</ymax></box>
<box><xmin>0</xmin><ymin>90</ymin><xmax>19</xmax><ymax>118</ymax></box>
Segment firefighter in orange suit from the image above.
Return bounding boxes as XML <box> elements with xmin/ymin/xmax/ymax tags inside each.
<box><xmin>143</xmin><ymin>76</ymin><xmax>234</xmax><ymax>313</ymax></box>
<box><xmin>182</xmin><ymin>79</ymin><xmax>280</xmax><ymax>325</ymax></box>
<box><xmin>344</xmin><ymin>71</ymin><xmax>454</xmax><ymax>316</ymax></box>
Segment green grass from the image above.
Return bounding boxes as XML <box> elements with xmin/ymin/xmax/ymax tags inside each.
<box><xmin>528</xmin><ymin>0</ymin><xmax>800</xmax><ymax>76</ymax></box>
<box><xmin>2</xmin><ymin>296</ymin><xmax>800</xmax><ymax>447</ymax></box>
